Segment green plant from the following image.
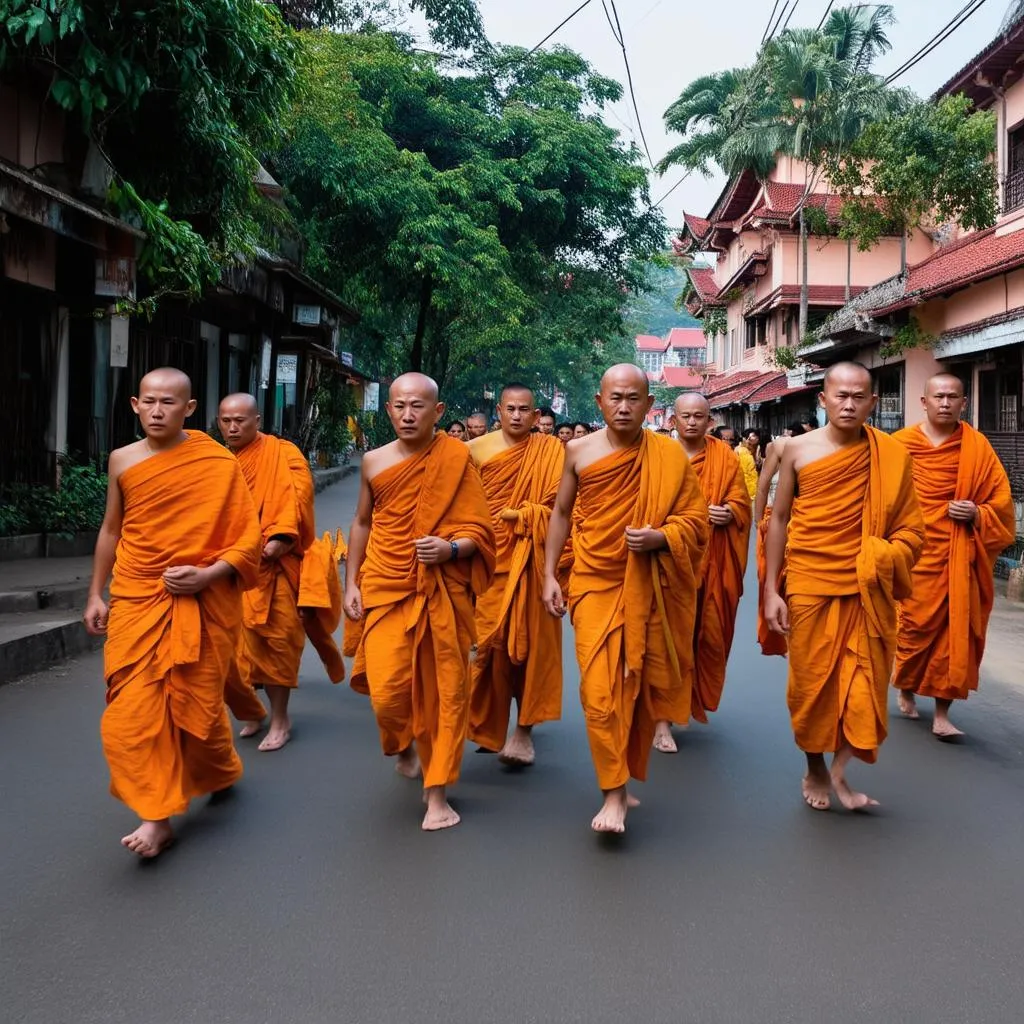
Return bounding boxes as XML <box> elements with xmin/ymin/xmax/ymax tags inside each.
<box><xmin>880</xmin><ymin>314</ymin><xmax>935</xmax><ymax>360</ymax></box>
<box><xmin>0</xmin><ymin>501</ymin><xmax>30</xmax><ymax>538</ymax></box>
<box><xmin>768</xmin><ymin>346</ymin><xmax>799</xmax><ymax>370</ymax></box>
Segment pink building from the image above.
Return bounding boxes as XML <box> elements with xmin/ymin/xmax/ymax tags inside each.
<box><xmin>634</xmin><ymin>329</ymin><xmax>704</xmax><ymax>427</ymax></box>
<box><xmin>806</xmin><ymin>11</ymin><xmax>1024</xmax><ymax>514</ymax></box>
<box><xmin>678</xmin><ymin>157</ymin><xmax>932</xmax><ymax>436</ymax></box>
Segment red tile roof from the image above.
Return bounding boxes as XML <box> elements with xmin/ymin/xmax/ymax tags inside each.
<box><xmin>667</xmin><ymin>327</ymin><xmax>706</xmax><ymax>349</ymax></box>
<box><xmin>659</xmin><ymin>366</ymin><xmax>704</xmax><ymax>388</ymax></box>
<box><xmin>702</xmin><ymin>369</ymin><xmax>765</xmax><ymax>397</ymax></box>
<box><xmin>683</xmin><ymin>212</ymin><xmax>711</xmax><ymax>241</ymax></box>
<box><xmin>758</xmin><ymin>181</ymin><xmax>845</xmax><ymax>221</ymax></box>
<box><xmin>686</xmin><ymin>266</ymin><xmax>724</xmax><ymax>304</ymax></box>
<box><xmin>708</xmin><ymin>371</ymin><xmax>779</xmax><ymax>408</ymax></box>
<box><xmin>748</xmin><ymin>284</ymin><xmax>866</xmax><ymax>315</ymax></box>
<box><xmin>867</xmin><ymin>227</ymin><xmax>1024</xmax><ymax>316</ymax></box>
<box><xmin>745</xmin><ymin>373</ymin><xmax>814</xmax><ymax>404</ymax></box>
<box><xmin>635</xmin><ymin>333</ymin><xmax>667</xmax><ymax>352</ymax></box>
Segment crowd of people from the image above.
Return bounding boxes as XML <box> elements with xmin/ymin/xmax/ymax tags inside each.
<box><xmin>82</xmin><ymin>360</ymin><xmax>1015</xmax><ymax>855</ymax></box>
<box><xmin>446</xmin><ymin>410</ymin><xmax>596</xmax><ymax>444</ymax></box>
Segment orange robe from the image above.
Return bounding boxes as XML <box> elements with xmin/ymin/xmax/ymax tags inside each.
<box><xmin>756</xmin><ymin>508</ymin><xmax>787</xmax><ymax>656</ymax></box>
<box><xmin>468</xmin><ymin>433</ymin><xmax>564</xmax><ymax>750</ymax></box>
<box><xmin>892</xmin><ymin>423</ymin><xmax>1015</xmax><ymax>701</ymax></box>
<box><xmin>347</xmin><ymin>435</ymin><xmax>496</xmax><ymax>788</ymax></box>
<box><xmin>689</xmin><ymin>437</ymin><xmax>752</xmax><ymax>721</ymax></box>
<box><xmin>229</xmin><ymin>433</ymin><xmax>343</xmax><ymax>715</ymax></box>
<box><xmin>101</xmin><ymin>431</ymin><xmax>261</xmax><ymax>820</ymax></box>
<box><xmin>784</xmin><ymin>429</ymin><xmax>924</xmax><ymax>762</ymax></box>
<box><xmin>570</xmin><ymin>433</ymin><xmax>708</xmax><ymax>790</ymax></box>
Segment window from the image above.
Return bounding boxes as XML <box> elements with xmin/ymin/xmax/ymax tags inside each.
<box><xmin>979</xmin><ymin>366</ymin><xmax>1022</xmax><ymax>432</ymax></box>
<box><xmin>729</xmin><ymin>328</ymin><xmax>738</xmax><ymax>366</ymax></box>
<box><xmin>682</xmin><ymin>346</ymin><xmax>706</xmax><ymax>367</ymax></box>
<box><xmin>1006</xmin><ymin>122</ymin><xmax>1024</xmax><ymax>214</ymax></box>
<box><xmin>871</xmin><ymin>364</ymin><xmax>904</xmax><ymax>433</ymax></box>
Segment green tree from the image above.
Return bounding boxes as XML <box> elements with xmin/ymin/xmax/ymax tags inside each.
<box><xmin>273</xmin><ymin>31</ymin><xmax>664</xmax><ymax>410</ymax></box>
<box><xmin>827</xmin><ymin>95</ymin><xmax>997</xmax><ymax>272</ymax></box>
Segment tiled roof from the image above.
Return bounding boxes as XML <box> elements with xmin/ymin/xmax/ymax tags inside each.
<box><xmin>869</xmin><ymin>227</ymin><xmax>1024</xmax><ymax>315</ymax></box>
<box><xmin>707</xmin><ymin>371</ymin><xmax>779</xmax><ymax>408</ymax></box>
<box><xmin>933</xmin><ymin>12</ymin><xmax>1024</xmax><ymax>106</ymax></box>
<box><xmin>702</xmin><ymin>369</ymin><xmax>765</xmax><ymax>398</ymax></box>
<box><xmin>745</xmin><ymin>373</ymin><xmax>814</xmax><ymax>404</ymax></box>
<box><xmin>754</xmin><ymin>181</ymin><xmax>845</xmax><ymax>222</ymax></box>
<box><xmin>635</xmin><ymin>333</ymin><xmax>667</xmax><ymax>352</ymax></box>
<box><xmin>686</xmin><ymin>266</ymin><xmax>724</xmax><ymax>304</ymax></box>
<box><xmin>660</xmin><ymin>366</ymin><xmax>704</xmax><ymax>388</ymax></box>
<box><xmin>683</xmin><ymin>212</ymin><xmax>711</xmax><ymax>241</ymax></box>
<box><xmin>667</xmin><ymin>327</ymin><xmax>706</xmax><ymax>349</ymax></box>
<box><xmin>748</xmin><ymin>284</ymin><xmax>866</xmax><ymax>316</ymax></box>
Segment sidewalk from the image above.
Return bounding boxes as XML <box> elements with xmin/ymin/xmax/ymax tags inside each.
<box><xmin>0</xmin><ymin>462</ymin><xmax>359</xmax><ymax>685</ymax></box>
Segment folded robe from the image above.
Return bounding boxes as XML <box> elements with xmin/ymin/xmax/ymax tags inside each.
<box><xmin>690</xmin><ymin>437</ymin><xmax>752</xmax><ymax>721</ymax></box>
<box><xmin>570</xmin><ymin>433</ymin><xmax>708</xmax><ymax>790</ymax></box>
<box><xmin>469</xmin><ymin>433</ymin><xmax>565</xmax><ymax>750</ymax></box>
<box><xmin>892</xmin><ymin>422</ymin><xmax>1015</xmax><ymax>701</ymax></box>
<box><xmin>784</xmin><ymin>429</ymin><xmax>923</xmax><ymax>762</ymax></box>
<box><xmin>347</xmin><ymin>434</ymin><xmax>496</xmax><ymax>788</ymax></box>
<box><xmin>756</xmin><ymin>507</ymin><xmax>787</xmax><ymax>657</ymax></box>
<box><xmin>102</xmin><ymin>431</ymin><xmax>261</xmax><ymax>820</ymax></box>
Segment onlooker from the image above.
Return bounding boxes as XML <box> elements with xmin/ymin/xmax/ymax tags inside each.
<box><xmin>556</xmin><ymin>423</ymin><xmax>574</xmax><ymax>444</ymax></box>
<box><xmin>447</xmin><ymin>421</ymin><xmax>467</xmax><ymax>440</ymax></box>
<box><xmin>466</xmin><ymin>412</ymin><xmax>488</xmax><ymax>439</ymax></box>
<box><xmin>537</xmin><ymin>407</ymin><xmax>556</xmax><ymax>435</ymax></box>
<box><xmin>572</xmin><ymin>422</ymin><xmax>591</xmax><ymax>439</ymax></box>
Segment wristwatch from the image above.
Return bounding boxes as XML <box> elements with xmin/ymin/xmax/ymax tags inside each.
<box><xmin>450</xmin><ymin>540</ymin><xmax>459</xmax><ymax>561</ymax></box>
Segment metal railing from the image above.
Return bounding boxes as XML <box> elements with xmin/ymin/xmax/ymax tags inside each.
<box><xmin>1003</xmin><ymin>167</ymin><xmax>1024</xmax><ymax>213</ymax></box>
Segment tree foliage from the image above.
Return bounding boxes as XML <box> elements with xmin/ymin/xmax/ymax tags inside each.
<box><xmin>273</xmin><ymin>32</ymin><xmax>664</xmax><ymax>413</ymax></box>
<box><xmin>828</xmin><ymin>95</ymin><xmax>997</xmax><ymax>256</ymax></box>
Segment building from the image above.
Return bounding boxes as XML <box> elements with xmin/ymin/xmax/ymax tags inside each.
<box><xmin>677</xmin><ymin>156</ymin><xmax>934</xmax><ymax>435</ymax></box>
<box><xmin>806</xmin><ymin>9</ymin><xmax>1024</xmax><ymax>520</ymax></box>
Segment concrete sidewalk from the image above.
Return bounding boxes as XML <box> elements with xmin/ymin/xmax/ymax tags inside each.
<box><xmin>0</xmin><ymin>461</ymin><xmax>359</xmax><ymax>685</ymax></box>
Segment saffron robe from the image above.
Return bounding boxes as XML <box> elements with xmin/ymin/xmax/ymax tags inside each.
<box><xmin>784</xmin><ymin>429</ymin><xmax>923</xmax><ymax>762</ymax></box>
<box><xmin>347</xmin><ymin>434</ymin><xmax>496</xmax><ymax>787</ymax></box>
<box><xmin>468</xmin><ymin>433</ymin><xmax>565</xmax><ymax>750</ymax></box>
<box><xmin>690</xmin><ymin>437</ymin><xmax>752</xmax><ymax>720</ymax></box>
<box><xmin>102</xmin><ymin>432</ymin><xmax>261</xmax><ymax>820</ymax></box>
<box><xmin>892</xmin><ymin>423</ymin><xmax>1014</xmax><ymax>701</ymax></box>
<box><xmin>756</xmin><ymin>507</ymin><xmax>787</xmax><ymax>657</ymax></box>
<box><xmin>570</xmin><ymin>433</ymin><xmax>708</xmax><ymax>790</ymax></box>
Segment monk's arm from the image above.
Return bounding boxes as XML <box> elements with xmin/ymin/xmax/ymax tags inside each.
<box><xmin>543</xmin><ymin>456</ymin><xmax>578</xmax><ymax>580</ymax></box>
<box><xmin>754</xmin><ymin>443</ymin><xmax>782</xmax><ymax>522</ymax></box>
<box><xmin>762</xmin><ymin>447</ymin><xmax>796</xmax><ymax>631</ymax></box>
<box><xmin>344</xmin><ymin>470</ymin><xmax>374</xmax><ymax>593</ymax></box>
<box><xmin>83</xmin><ymin>453</ymin><xmax>125</xmax><ymax>632</ymax></box>
<box><xmin>976</xmin><ymin>463</ymin><xmax>1016</xmax><ymax>553</ymax></box>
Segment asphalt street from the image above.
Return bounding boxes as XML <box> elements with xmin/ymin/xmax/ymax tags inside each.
<box><xmin>2</xmin><ymin>472</ymin><xmax>1024</xmax><ymax>1024</ymax></box>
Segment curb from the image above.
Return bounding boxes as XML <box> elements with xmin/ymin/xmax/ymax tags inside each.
<box><xmin>0</xmin><ymin>618</ymin><xmax>102</xmax><ymax>686</ymax></box>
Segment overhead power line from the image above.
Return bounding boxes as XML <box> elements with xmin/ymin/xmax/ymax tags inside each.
<box><xmin>766</xmin><ymin>0</ymin><xmax>792</xmax><ymax>43</ymax></box>
<box><xmin>606</xmin><ymin>0</ymin><xmax>657</xmax><ymax>170</ymax></box>
<box><xmin>650</xmin><ymin>169</ymin><xmax>693</xmax><ymax>210</ymax></box>
<box><xmin>885</xmin><ymin>0</ymin><xmax>990</xmax><ymax>85</ymax></box>
<box><xmin>780</xmin><ymin>0</ymin><xmax>800</xmax><ymax>33</ymax></box>
<box><xmin>816</xmin><ymin>0</ymin><xmax>836</xmax><ymax>30</ymax></box>
<box><xmin>528</xmin><ymin>0</ymin><xmax>596</xmax><ymax>55</ymax></box>
<box><xmin>762</xmin><ymin>0</ymin><xmax>782</xmax><ymax>44</ymax></box>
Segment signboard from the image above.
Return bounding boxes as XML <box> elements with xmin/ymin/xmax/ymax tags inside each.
<box><xmin>362</xmin><ymin>381</ymin><xmax>380</xmax><ymax>412</ymax></box>
<box><xmin>340</xmin><ymin>351</ymin><xmax>353</xmax><ymax>367</ymax></box>
<box><xmin>276</xmin><ymin>353</ymin><xmax>298</xmax><ymax>385</ymax></box>
<box><xmin>260</xmin><ymin>336</ymin><xmax>272</xmax><ymax>389</ymax></box>
<box><xmin>95</xmin><ymin>256</ymin><xmax>135</xmax><ymax>298</ymax></box>
<box><xmin>293</xmin><ymin>303</ymin><xmax>321</xmax><ymax>326</ymax></box>
<box><xmin>109</xmin><ymin>315</ymin><xmax>129</xmax><ymax>367</ymax></box>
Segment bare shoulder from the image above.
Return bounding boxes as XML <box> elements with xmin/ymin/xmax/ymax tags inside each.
<box><xmin>107</xmin><ymin>440</ymin><xmax>147</xmax><ymax>482</ymax></box>
<box><xmin>569</xmin><ymin>429</ymin><xmax>613</xmax><ymax>474</ymax></box>
<box><xmin>786</xmin><ymin>429</ymin><xmax>831</xmax><ymax>473</ymax></box>
<box><xmin>362</xmin><ymin>443</ymin><xmax>397</xmax><ymax>483</ymax></box>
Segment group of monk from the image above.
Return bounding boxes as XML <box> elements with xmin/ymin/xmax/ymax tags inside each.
<box><xmin>83</xmin><ymin>358</ymin><xmax>1014</xmax><ymax>856</ymax></box>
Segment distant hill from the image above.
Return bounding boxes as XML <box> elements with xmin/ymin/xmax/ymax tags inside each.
<box><xmin>627</xmin><ymin>263</ymin><xmax>701</xmax><ymax>339</ymax></box>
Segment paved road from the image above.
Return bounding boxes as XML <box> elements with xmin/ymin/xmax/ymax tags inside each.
<box><xmin>3</xmin><ymin>475</ymin><xmax>1024</xmax><ymax>1024</ymax></box>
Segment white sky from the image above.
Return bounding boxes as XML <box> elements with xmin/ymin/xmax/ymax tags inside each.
<box><xmin>447</xmin><ymin>0</ymin><xmax>1012</xmax><ymax>225</ymax></box>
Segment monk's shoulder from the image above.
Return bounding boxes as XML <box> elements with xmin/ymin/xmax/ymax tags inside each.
<box><xmin>362</xmin><ymin>442</ymin><xmax>400</xmax><ymax>482</ymax></box>
<box><xmin>108</xmin><ymin>440</ymin><xmax>147</xmax><ymax>481</ymax></box>
<box><xmin>567</xmin><ymin>430</ymin><xmax>611</xmax><ymax>473</ymax></box>
<box><xmin>787</xmin><ymin>430</ymin><xmax>830</xmax><ymax>473</ymax></box>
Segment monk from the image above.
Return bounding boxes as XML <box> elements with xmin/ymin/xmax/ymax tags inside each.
<box><xmin>465</xmin><ymin>412</ymin><xmax>488</xmax><ymax>439</ymax></box>
<box><xmin>763</xmin><ymin>361</ymin><xmax>924</xmax><ymax>812</ymax></box>
<box><xmin>344</xmin><ymin>373</ymin><xmax>496</xmax><ymax>831</ymax></box>
<box><xmin>653</xmin><ymin>393</ymin><xmax>751</xmax><ymax>751</ymax></box>
<box><xmin>467</xmin><ymin>384</ymin><xmax>564</xmax><ymax>766</ymax></box>
<box><xmin>892</xmin><ymin>374</ymin><xmax>1015</xmax><ymax>738</ymax></box>
<box><xmin>218</xmin><ymin>394</ymin><xmax>345</xmax><ymax>752</ymax></box>
<box><xmin>542</xmin><ymin>365</ymin><xmax>708</xmax><ymax>833</ymax></box>
<box><xmin>83</xmin><ymin>368</ymin><xmax>261</xmax><ymax>857</ymax></box>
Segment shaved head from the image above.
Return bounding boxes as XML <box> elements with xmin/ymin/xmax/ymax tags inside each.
<box><xmin>220</xmin><ymin>392</ymin><xmax>259</xmax><ymax>414</ymax></box>
<box><xmin>673</xmin><ymin>391</ymin><xmax>712</xmax><ymax>449</ymax></box>
<box><xmin>600</xmin><ymin>363</ymin><xmax>649</xmax><ymax>397</ymax></box>
<box><xmin>218</xmin><ymin>392</ymin><xmax>261</xmax><ymax>450</ymax></box>
<box><xmin>823</xmin><ymin>361</ymin><xmax>872</xmax><ymax>391</ymax></box>
<box><xmin>924</xmin><ymin>372</ymin><xmax>965</xmax><ymax>397</ymax></box>
<box><xmin>138</xmin><ymin>367</ymin><xmax>192</xmax><ymax>400</ymax></box>
<box><xmin>465</xmin><ymin>411</ymin><xmax>488</xmax><ymax>439</ymax></box>
<box><xmin>390</xmin><ymin>372</ymin><xmax>439</xmax><ymax>403</ymax></box>
<box><xmin>673</xmin><ymin>392</ymin><xmax>711</xmax><ymax>417</ymax></box>
<box><xmin>500</xmin><ymin>382</ymin><xmax>534</xmax><ymax>404</ymax></box>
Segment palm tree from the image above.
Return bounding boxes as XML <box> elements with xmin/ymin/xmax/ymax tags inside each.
<box><xmin>661</xmin><ymin>4</ymin><xmax>904</xmax><ymax>338</ymax></box>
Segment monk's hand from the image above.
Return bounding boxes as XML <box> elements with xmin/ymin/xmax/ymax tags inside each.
<box><xmin>344</xmin><ymin>585</ymin><xmax>363</xmax><ymax>621</ymax></box>
<box><xmin>764</xmin><ymin>591</ymin><xmax>790</xmax><ymax>634</ymax></box>
<box><xmin>414</xmin><ymin>535</ymin><xmax>452</xmax><ymax>565</ymax></box>
<box><xmin>262</xmin><ymin>537</ymin><xmax>293</xmax><ymax>562</ymax></box>
<box><xmin>625</xmin><ymin>524</ymin><xmax>666</xmax><ymax>553</ymax></box>
<box><xmin>499</xmin><ymin>508</ymin><xmax>520</xmax><ymax>523</ymax></box>
<box><xmin>83</xmin><ymin>594</ymin><xmax>109</xmax><ymax>636</ymax></box>
<box><xmin>542</xmin><ymin>574</ymin><xmax>566</xmax><ymax>618</ymax></box>
<box><xmin>162</xmin><ymin>565</ymin><xmax>210</xmax><ymax>595</ymax></box>
<box><xmin>948</xmin><ymin>500</ymin><xmax>978</xmax><ymax>524</ymax></box>
<box><xmin>708</xmin><ymin>504</ymin><xmax>733</xmax><ymax>526</ymax></box>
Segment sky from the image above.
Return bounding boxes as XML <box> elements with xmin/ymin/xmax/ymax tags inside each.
<box><xmin>415</xmin><ymin>0</ymin><xmax>1015</xmax><ymax>226</ymax></box>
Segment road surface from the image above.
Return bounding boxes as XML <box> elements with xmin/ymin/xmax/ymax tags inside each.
<box><xmin>2</xmin><ymin>474</ymin><xmax>1023</xmax><ymax>1023</ymax></box>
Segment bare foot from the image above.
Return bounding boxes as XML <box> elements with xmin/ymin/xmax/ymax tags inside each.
<box><xmin>897</xmin><ymin>691</ymin><xmax>919</xmax><ymax>719</ymax></box>
<box><xmin>627</xmin><ymin>792</ymin><xmax>640</xmax><ymax>808</ymax></box>
<box><xmin>801</xmin><ymin>770</ymin><xmax>831</xmax><ymax>811</ymax></box>
<box><xmin>652</xmin><ymin>720</ymin><xmax>677</xmax><ymax>754</ymax></box>
<box><xmin>422</xmin><ymin>787</ymin><xmax>460</xmax><ymax>831</ymax></box>
<box><xmin>830</xmin><ymin>769</ymin><xmax>879</xmax><ymax>811</ymax></box>
<box><xmin>239</xmin><ymin>718</ymin><xmax>265</xmax><ymax>738</ymax></box>
<box><xmin>498</xmin><ymin>726</ymin><xmax>535</xmax><ymax>766</ymax></box>
<box><xmin>591</xmin><ymin>787</ymin><xmax>629</xmax><ymax>833</ymax></box>
<box><xmin>933</xmin><ymin>717</ymin><xmax>965</xmax><ymax>740</ymax></box>
<box><xmin>395</xmin><ymin>746</ymin><xmax>422</xmax><ymax>779</ymax></box>
<box><xmin>121</xmin><ymin>820</ymin><xmax>174</xmax><ymax>858</ymax></box>
<box><xmin>258</xmin><ymin>720</ymin><xmax>291</xmax><ymax>752</ymax></box>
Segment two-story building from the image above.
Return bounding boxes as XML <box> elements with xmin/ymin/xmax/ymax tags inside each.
<box><xmin>806</xmin><ymin>10</ymin><xmax>1024</xmax><ymax>522</ymax></box>
<box><xmin>678</xmin><ymin>156</ymin><xmax>933</xmax><ymax>436</ymax></box>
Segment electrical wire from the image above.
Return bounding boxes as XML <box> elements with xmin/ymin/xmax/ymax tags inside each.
<box><xmin>528</xmin><ymin>0</ymin><xmax>596</xmax><ymax>55</ymax></box>
<box><xmin>816</xmin><ymin>0</ymin><xmax>836</xmax><ymax>31</ymax></box>
<box><xmin>884</xmin><ymin>0</ymin><xmax>990</xmax><ymax>84</ymax></box>
<box><xmin>766</xmin><ymin>0</ymin><xmax>791</xmax><ymax>43</ymax></box>
<box><xmin>780</xmin><ymin>0</ymin><xmax>800</xmax><ymax>33</ymax></box>
<box><xmin>607</xmin><ymin>0</ymin><xmax>656</xmax><ymax>170</ymax></box>
<box><xmin>762</xmin><ymin>0</ymin><xmax>782</xmax><ymax>44</ymax></box>
<box><xmin>650</xmin><ymin>169</ymin><xmax>693</xmax><ymax>210</ymax></box>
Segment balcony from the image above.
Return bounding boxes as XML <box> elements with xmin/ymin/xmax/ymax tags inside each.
<box><xmin>1004</xmin><ymin>166</ymin><xmax>1024</xmax><ymax>214</ymax></box>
